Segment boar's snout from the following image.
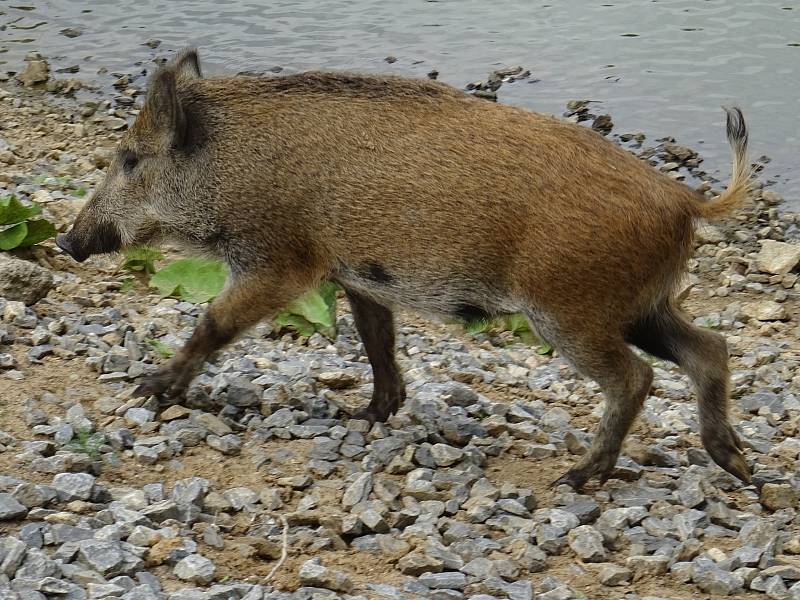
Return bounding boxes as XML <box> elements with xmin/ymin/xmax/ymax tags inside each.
<box><xmin>55</xmin><ymin>232</ymin><xmax>87</xmax><ymax>262</ymax></box>
<box><xmin>56</xmin><ymin>221</ymin><xmax>122</xmax><ymax>263</ymax></box>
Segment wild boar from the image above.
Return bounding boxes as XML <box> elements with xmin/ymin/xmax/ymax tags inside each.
<box><xmin>57</xmin><ymin>49</ymin><xmax>755</xmax><ymax>489</ymax></box>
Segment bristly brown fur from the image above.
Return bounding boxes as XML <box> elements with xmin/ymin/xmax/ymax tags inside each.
<box><xmin>231</xmin><ymin>70</ymin><xmax>465</xmax><ymax>100</ymax></box>
<box><xmin>61</xmin><ymin>49</ymin><xmax>756</xmax><ymax>489</ymax></box>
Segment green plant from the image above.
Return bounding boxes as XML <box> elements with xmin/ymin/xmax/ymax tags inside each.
<box><xmin>150</xmin><ymin>257</ymin><xmax>229</xmax><ymax>303</ymax></box>
<box><xmin>273</xmin><ymin>282</ymin><xmax>338</xmax><ymax>338</ymax></box>
<box><xmin>145</xmin><ymin>338</ymin><xmax>175</xmax><ymax>359</ymax></box>
<box><xmin>121</xmin><ymin>246</ymin><xmax>164</xmax><ymax>275</ymax></box>
<box><xmin>67</xmin><ymin>431</ymin><xmax>106</xmax><ymax>460</ymax></box>
<box><xmin>0</xmin><ymin>195</ymin><xmax>57</xmax><ymax>250</ymax></box>
<box><xmin>461</xmin><ymin>312</ymin><xmax>553</xmax><ymax>353</ymax></box>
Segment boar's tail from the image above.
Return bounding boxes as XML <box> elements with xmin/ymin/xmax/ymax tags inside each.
<box><xmin>693</xmin><ymin>106</ymin><xmax>757</xmax><ymax>221</ymax></box>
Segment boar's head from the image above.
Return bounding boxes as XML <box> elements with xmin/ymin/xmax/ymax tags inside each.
<box><xmin>57</xmin><ymin>49</ymin><xmax>206</xmax><ymax>262</ymax></box>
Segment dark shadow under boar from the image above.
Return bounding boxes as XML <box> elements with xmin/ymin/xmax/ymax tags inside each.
<box><xmin>57</xmin><ymin>49</ymin><xmax>756</xmax><ymax>489</ymax></box>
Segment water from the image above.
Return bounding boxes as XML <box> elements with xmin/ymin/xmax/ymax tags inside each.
<box><xmin>2</xmin><ymin>0</ymin><xmax>799</xmax><ymax>207</ymax></box>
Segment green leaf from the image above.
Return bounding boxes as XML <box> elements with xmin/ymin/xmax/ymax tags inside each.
<box><xmin>17</xmin><ymin>219</ymin><xmax>56</xmax><ymax>247</ymax></box>
<box><xmin>502</xmin><ymin>313</ymin><xmax>529</xmax><ymax>334</ymax></box>
<box><xmin>149</xmin><ymin>258</ymin><xmax>228</xmax><ymax>303</ymax></box>
<box><xmin>272</xmin><ymin>313</ymin><xmax>317</xmax><ymax>337</ymax></box>
<box><xmin>275</xmin><ymin>283</ymin><xmax>338</xmax><ymax>336</ymax></box>
<box><xmin>273</xmin><ymin>282</ymin><xmax>339</xmax><ymax>337</ymax></box>
<box><xmin>0</xmin><ymin>195</ymin><xmax>42</xmax><ymax>225</ymax></box>
<box><xmin>536</xmin><ymin>341</ymin><xmax>554</xmax><ymax>355</ymax></box>
<box><xmin>121</xmin><ymin>246</ymin><xmax>164</xmax><ymax>274</ymax></box>
<box><xmin>0</xmin><ymin>222</ymin><xmax>28</xmax><ymax>250</ymax></box>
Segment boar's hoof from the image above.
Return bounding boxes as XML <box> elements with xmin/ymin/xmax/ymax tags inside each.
<box><xmin>350</xmin><ymin>391</ymin><xmax>402</xmax><ymax>424</ymax></box>
<box><xmin>351</xmin><ymin>405</ymin><xmax>395</xmax><ymax>425</ymax></box>
<box><xmin>551</xmin><ymin>458</ymin><xmax>619</xmax><ymax>491</ymax></box>
<box><xmin>551</xmin><ymin>469</ymin><xmax>593</xmax><ymax>491</ymax></box>
<box><xmin>716</xmin><ymin>450</ymin><xmax>752</xmax><ymax>485</ymax></box>
<box><xmin>702</xmin><ymin>425</ymin><xmax>752</xmax><ymax>485</ymax></box>
<box><xmin>134</xmin><ymin>370</ymin><xmax>186</xmax><ymax>399</ymax></box>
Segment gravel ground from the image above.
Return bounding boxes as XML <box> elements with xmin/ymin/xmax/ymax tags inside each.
<box><xmin>1</xmin><ymin>55</ymin><xmax>800</xmax><ymax>600</ymax></box>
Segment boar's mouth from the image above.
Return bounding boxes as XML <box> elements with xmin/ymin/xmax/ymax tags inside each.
<box><xmin>56</xmin><ymin>222</ymin><xmax>122</xmax><ymax>263</ymax></box>
<box><xmin>55</xmin><ymin>233</ymin><xmax>88</xmax><ymax>262</ymax></box>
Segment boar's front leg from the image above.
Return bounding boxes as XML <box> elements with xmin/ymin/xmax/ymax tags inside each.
<box><xmin>344</xmin><ymin>288</ymin><xmax>405</xmax><ymax>423</ymax></box>
<box><xmin>135</xmin><ymin>275</ymin><xmax>298</xmax><ymax>400</ymax></box>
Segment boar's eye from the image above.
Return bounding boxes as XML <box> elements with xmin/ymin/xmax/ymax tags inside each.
<box><xmin>121</xmin><ymin>152</ymin><xmax>139</xmax><ymax>174</ymax></box>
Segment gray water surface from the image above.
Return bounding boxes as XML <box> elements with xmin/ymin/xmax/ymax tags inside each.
<box><xmin>3</xmin><ymin>1</ymin><xmax>799</xmax><ymax>207</ymax></box>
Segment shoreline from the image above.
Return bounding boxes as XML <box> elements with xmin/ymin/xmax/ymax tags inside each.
<box><xmin>1</xmin><ymin>53</ymin><xmax>800</xmax><ymax>600</ymax></box>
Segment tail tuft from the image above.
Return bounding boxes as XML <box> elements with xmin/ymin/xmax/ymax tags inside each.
<box><xmin>694</xmin><ymin>106</ymin><xmax>756</xmax><ymax>221</ymax></box>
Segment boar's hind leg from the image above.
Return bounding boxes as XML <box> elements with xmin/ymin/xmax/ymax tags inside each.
<box><xmin>135</xmin><ymin>276</ymin><xmax>299</xmax><ymax>401</ymax></box>
<box><xmin>555</xmin><ymin>339</ymin><xmax>653</xmax><ymax>490</ymax></box>
<box><xmin>344</xmin><ymin>288</ymin><xmax>405</xmax><ymax>423</ymax></box>
<box><xmin>528</xmin><ymin>311</ymin><xmax>653</xmax><ymax>489</ymax></box>
<box><xmin>626</xmin><ymin>306</ymin><xmax>751</xmax><ymax>484</ymax></box>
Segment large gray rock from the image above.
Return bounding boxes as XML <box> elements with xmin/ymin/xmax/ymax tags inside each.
<box><xmin>692</xmin><ymin>556</ymin><xmax>744</xmax><ymax>595</ymax></box>
<box><xmin>419</xmin><ymin>571</ymin><xmax>468</xmax><ymax>590</ymax></box>
<box><xmin>0</xmin><ymin>494</ymin><xmax>26</xmax><ymax>520</ymax></box>
<box><xmin>174</xmin><ymin>554</ymin><xmax>216</xmax><ymax>585</ymax></box>
<box><xmin>745</xmin><ymin>300</ymin><xmax>788</xmax><ymax>322</ymax></box>
<box><xmin>342</xmin><ymin>473</ymin><xmax>373</xmax><ymax>509</ymax></box>
<box><xmin>298</xmin><ymin>557</ymin><xmax>353</xmax><ymax>592</ymax></box>
<box><xmin>598</xmin><ymin>563</ymin><xmax>632</xmax><ymax>586</ymax></box>
<box><xmin>757</xmin><ymin>240</ymin><xmax>800</xmax><ymax>275</ymax></box>
<box><xmin>0</xmin><ymin>536</ymin><xmax>27</xmax><ymax>577</ymax></box>
<box><xmin>567</xmin><ymin>525</ymin><xmax>606</xmax><ymax>562</ymax></box>
<box><xmin>760</xmin><ymin>483</ymin><xmax>800</xmax><ymax>511</ymax></box>
<box><xmin>77</xmin><ymin>540</ymin><xmax>126</xmax><ymax>576</ymax></box>
<box><xmin>51</xmin><ymin>472</ymin><xmax>95</xmax><ymax>501</ymax></box>
<box><xmin>0</xmin><ymin>256</ymin><xmax>54</xmax><ymax>305</ymax></box>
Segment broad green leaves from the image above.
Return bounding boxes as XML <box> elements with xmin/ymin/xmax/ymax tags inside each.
<box><xmin>1</xmin><ymin>195</ymin><xmax>42</xmax><ymax>224</ymax></box>
<box><xmin>146</xmin><ymin>255</ymin><xmax>340</xmax><ymax>338</ymax></box>
<box><xmin>0</xmin><ymin>195</ymin><xmax>57</xmax><ymax>250</ymax></box>
<box><xmin>273</xmin><ymin>282</ymin><xmax>339</xmax><ymax>338</ymax></box>
<box><xmin>0</xmin><ymin>223</ymin><xmax>28</xmax><ymax>251</ymax></box>
<box><xmin>149</xmin><ymin>258</ymin><xmax>229</xmax><ymax>304</ymax></box>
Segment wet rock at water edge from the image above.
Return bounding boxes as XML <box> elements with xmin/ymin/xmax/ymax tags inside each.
<box><xmin>591</xmin><ymin>114</ymin><xmax>614</xmax><ymax>135</ymax></box>
<box><xmin>16</xmin><ymin>59</ymin><xmax>50</xmax><ymax>87</ymax></box>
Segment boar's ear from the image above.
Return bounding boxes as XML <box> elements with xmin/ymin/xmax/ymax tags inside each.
<box><xmin>173</xmin><ymin>48</ymin><xmax>202</xmax><ymax>80</ymax></box>
<box><xmin>145</xmin><ymin>68</ymin><xmax>188</xmax><ymax>149</ymax></box>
